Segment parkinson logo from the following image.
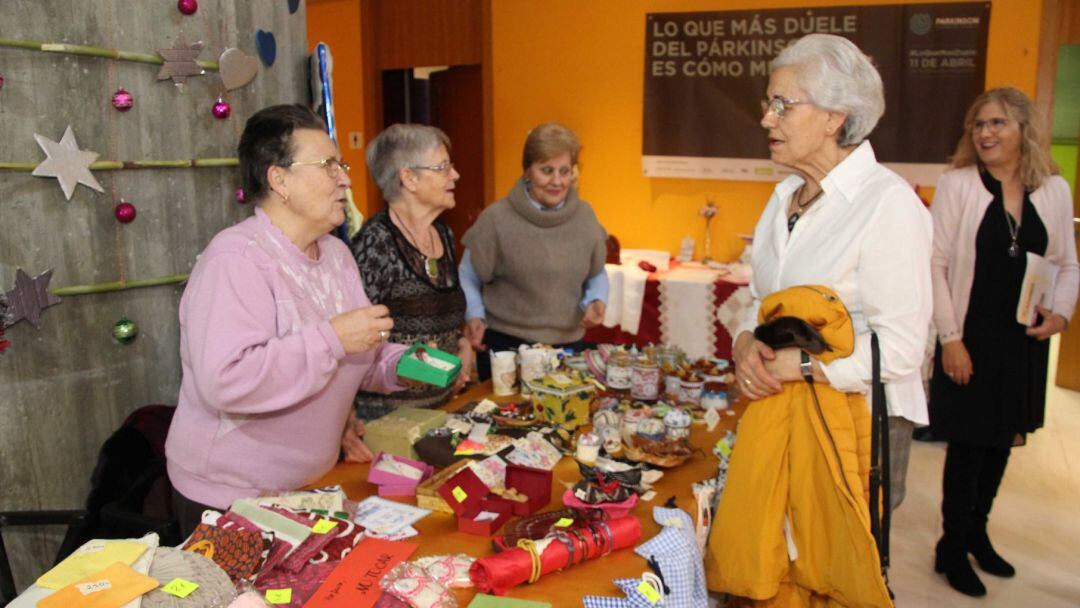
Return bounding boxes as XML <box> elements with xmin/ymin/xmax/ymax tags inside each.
<box><xmin>909</xmin><ymin>13</ymin><xmax>932</xmax><ymax>35</ymax></box>
<box><xmin>935</xmin><ymin>16</ymin><xmax>981</xmax><ymax>27</ymax></box>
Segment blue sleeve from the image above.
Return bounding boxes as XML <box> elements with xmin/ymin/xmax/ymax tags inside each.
<box><xmin>459</xmin><ymin>249</ymin><xmax>487</xmax><ymax>321</ymax></box>
<box><xmin>580</xmin><ymin>269</ymin><xmax>610</xmax><ymax>311</ymax></box>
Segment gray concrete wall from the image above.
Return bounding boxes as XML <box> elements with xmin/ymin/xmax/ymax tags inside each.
<box><xmin>0</xmin><ymin>0</ymin><xmax>307</xmax><ymax>591</ymax></box>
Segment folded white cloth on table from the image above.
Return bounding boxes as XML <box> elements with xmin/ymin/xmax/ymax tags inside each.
<box><xmin>603</xmin><ymin>263</ymin><xmax>649</xmax><ymax>335</ymax></box>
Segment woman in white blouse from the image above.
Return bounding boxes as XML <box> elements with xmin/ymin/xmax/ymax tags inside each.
<box><xmin>733</xmin><ymin>34</ymin><xmax>933</xmax><ymax>505</ymax></box>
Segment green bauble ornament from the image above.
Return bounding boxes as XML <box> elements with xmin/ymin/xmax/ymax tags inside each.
<box><xmin>112</xmin><ymin>316</ymin><xmax>138</xmax><ymax>344</ymax></box>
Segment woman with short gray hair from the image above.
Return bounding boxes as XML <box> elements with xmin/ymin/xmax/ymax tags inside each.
<box><xmin>347</xmin><ymin>123</ymin><xmax>473</xmax><ymax>423</ymax></box>
<box><xmin>707</xmin><ymin>34</ymin><xmax>933</xmax><ymax>603</ymax></box>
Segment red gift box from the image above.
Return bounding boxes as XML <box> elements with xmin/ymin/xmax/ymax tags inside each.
<box><xmin>437</xmin><ymin>467</ymin><xmax>513</xmax><ymax>536</ymax></box>
<box><xmin>505</xmin><ymin>463</ymin><xmax>553</xmax><ymax>515</ymax></box>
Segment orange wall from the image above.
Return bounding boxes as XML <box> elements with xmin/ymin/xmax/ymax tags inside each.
<box><xmin>490</xmin><ymin>0</ymin><xmax>1044</xmax><ymax>261</ymax></box>
<box><xmin>306</xmin><ymin>0</ymin><xmax>373</xmax><ymax>218</ymax></box>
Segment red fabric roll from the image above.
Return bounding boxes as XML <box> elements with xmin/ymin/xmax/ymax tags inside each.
<box><xmin>468</xmin><ymin>516</ymin><xmax>642</xmax><ymax>595</ymax></box>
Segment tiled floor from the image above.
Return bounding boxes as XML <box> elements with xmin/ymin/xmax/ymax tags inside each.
<box><xmin>889</xmin><ymin>337</ymin><xmax>1080</xmax><ymax>606</ymax></box>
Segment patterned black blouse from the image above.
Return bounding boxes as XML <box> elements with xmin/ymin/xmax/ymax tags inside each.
<box><xmin>350</xmin><ymin>209</ymin><xmax>467</xmax><ymax>419</ymax></box>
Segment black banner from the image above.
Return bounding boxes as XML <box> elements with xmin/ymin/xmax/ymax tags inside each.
<box><xmin>642</xmin><ymin>3</ymin><xmax>990</xmax><ymax>184</ymax></box>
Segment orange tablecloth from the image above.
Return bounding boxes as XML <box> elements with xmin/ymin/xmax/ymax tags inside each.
<box><xmin>312</xmin><ymin>382</ymin><xmax>743</xmax><ymax>604</ymax></box>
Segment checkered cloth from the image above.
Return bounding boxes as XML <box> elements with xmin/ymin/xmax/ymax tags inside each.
<box><xmin>634</xmin><ymin>507</ymin><xmax>709</xmax><ymax>608</ymax></box>
<box><xmin>582</xmin><ymin>577</ymin><xmax>661</xmax><ymax>608</ymax></box>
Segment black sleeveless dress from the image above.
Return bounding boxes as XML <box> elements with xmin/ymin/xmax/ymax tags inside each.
<box><xmin>930</xmin><ymin>169</ymin><xmax>1049</xmax><ymax>448</ymax></box>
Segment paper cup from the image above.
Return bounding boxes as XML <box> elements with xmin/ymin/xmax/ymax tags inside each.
<box><xmin>490</xmin><ymin>351</ymin><xmax>518</xmax><ymax>396</ymax></box>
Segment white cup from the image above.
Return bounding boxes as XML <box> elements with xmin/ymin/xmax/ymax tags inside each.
<box><xmin>490</xmin><ymin>351</ymin><xmax>518</xmax><ymax>396</ymax></box>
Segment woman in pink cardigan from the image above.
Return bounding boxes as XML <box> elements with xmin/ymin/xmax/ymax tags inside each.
<box><xmin>929</xmin><ymin>87</ymin><xmax>1078</xmax><ymax>597</ymax></box>
<box><xmin>165</xmin><ymin>105</ymin><xmax>408</xmax><ymax>535</ymax></box>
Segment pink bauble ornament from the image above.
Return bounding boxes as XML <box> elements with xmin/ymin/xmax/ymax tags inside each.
<box><xmin>235</xmin><ymin>188</ymin><xmax>246</xmax><ymax>204</ymax></box>
<box><xmin>177</xmin><ymin>0</ymin><xmax>198</xmax><ymax>15</ymax></box>
<box><xmin>115</xmin><ymin>200</ymin><xmax>137</xmax><ymax>224</ymax></box>
<box><xmin>212</xmin><ymin>98</ymin><xmax>231</xmax><ymax>120</ymax></box>
<box><xmin>111</xmin><ymin>88</ymin><xmax>133</xmax><ymax>111</ymax></box>
<box><xmin>0</xmin><ymin>72</ymin><xmax>5</xmax><ymax>91</ymax></box>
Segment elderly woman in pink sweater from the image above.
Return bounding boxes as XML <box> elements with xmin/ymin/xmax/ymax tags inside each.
<box><xmin>165</xmin><ymin>105</ymin><xmax>408</xmax><ymax>535</ymax></box>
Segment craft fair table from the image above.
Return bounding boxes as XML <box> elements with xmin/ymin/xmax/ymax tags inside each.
<box><xmin>586</xmin><ymin>262</ymin><xmax>752</xmax><ymax>361</ymax></box>
<box><xmin>313</xmin><ymin>381</ymin><xmax>744</xmax><ymax>605</ymax></box>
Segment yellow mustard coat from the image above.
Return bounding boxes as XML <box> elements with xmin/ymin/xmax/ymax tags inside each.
<box><xmin>704</xmin><ymin>285</ymin><xmax>892</xmax><ymax>608</ymax></box>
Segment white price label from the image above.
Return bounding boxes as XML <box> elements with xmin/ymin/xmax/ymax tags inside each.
<box><xmin>77</xmin><ymin>580</ymin><xmax>112</xmax><ymax>595</ymax></box>
<box><xmin>74</xmin><ymin>540</ymin><xmax>107</xmax><ymax>555</ymax></box>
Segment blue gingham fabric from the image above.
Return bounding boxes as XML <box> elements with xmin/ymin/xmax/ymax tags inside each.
<box><xmin>633</xmin><ymin>507</ymin><xmax>708</xmax><ymax>608</ymax></box>
<box><xmin>582</xmin><ymin>577</ymin><xmax>660</xmax><ymax>608</ymax></box>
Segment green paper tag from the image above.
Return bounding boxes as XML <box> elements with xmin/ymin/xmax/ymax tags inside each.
<box><xmin>637</xmin><ymin>580</ymin><xmax>661</xmax><ymax>604</ymax></box>
<box><xmin>452</xmin><ymin>486</ymin><xmax>468</xmax><ymax>502</ymax></box>
<box><xmin>162</xmin><ymin>578</ymin><xmax>199</xmax><ymax>598</ymax></box>
<box><xmin>266</xmin><ymin>589</ymin><xmax>292</xmax><ymax>604</ymax></box>
<box><xmin>715</xmin><ymin>439</ymin><xmax>732</xmax><ymax>458</ymax></box>
<box><xmin>554</xmin><ymin>518</ymin><xmax>574</xmax><ymax>528</ymax></box>
<box><xmin>312</xmin><ymin>519</ymin><xmax>338</xmax><ymax>534</ymax></box>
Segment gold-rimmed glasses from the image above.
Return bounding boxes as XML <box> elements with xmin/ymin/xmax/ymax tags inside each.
<box><xmin>288</xmin><ymin>157</ymin><xmax>350</xmax><ymax>177</ymax></box>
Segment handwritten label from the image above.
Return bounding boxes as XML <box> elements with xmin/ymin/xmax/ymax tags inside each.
<box><xmin>74</xmin><ymin>540</ymin><xmax>108</xmax><ymax>555</ymax></box>
<box><xmin>77</xmin><ymin>580</ymin><xmax>112</xmax><ymax>595</ymax></box>
<box><xmin>554</xmin><ymin>518</ymin><xmax>574</xmax><ymax>528</ymax></box>
<box><xmin>265</xmin><ymin>588</ymin><xmax>293</xmax><ymax>604</ymax></box>
<box><xmin>312</xmin><ymin>519</ymin><xmax>338</xmax><ymax>534</ymax></box>
<box><xmin>451</xmin><ymin>486</ymin><xmax>467</xmax><ymax>502</ymax></box>
<box><xmin>162</xmin><ymin>578</ymin><xmax>199</xmax><ymax>598</ymax></box>
<box><xmin>637</xmin><ymin>580</ymin><xmax>661</xmax><ymax>605</ymax></box>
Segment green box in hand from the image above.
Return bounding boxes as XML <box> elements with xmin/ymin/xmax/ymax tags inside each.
<box><xmin>396</xmin><ymin>344</ymin><xmax>462</xmax><ymax>388</ymax></box>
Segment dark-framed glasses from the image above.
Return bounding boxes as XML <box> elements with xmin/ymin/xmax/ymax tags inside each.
<box><xmin>760</xmin><ymin>96</ymin><xmax>810</xmax><ymax>119</ymax></box>
<box><xmin>971</xmin><ymin>117</ymin><xmax>1010</xmax><ymax>133</ymax></box>
<box><xmin>410</xmin><ymin>160</ymin><xmax>455</xmax><ymax>175</ymax></box>
<box><xmin>289</xmin><ymin>157</ymin><xmax>350</xmax><ymax>176</ymax></box>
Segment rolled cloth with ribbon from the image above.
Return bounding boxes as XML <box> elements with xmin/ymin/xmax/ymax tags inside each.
<box><xmin>468</xmin><ymin>516</ymin><xmax>642</xmax><ymax>595</ymax></box>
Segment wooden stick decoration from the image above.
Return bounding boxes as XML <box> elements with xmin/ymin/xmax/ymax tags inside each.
<box><xmin>0</xmin><ymin>37</ymin><xmax>219</xmax><ymax>70</ymax></box>
<box><xmin>0</xmin><ymin>158</ymin><xmax>238</xmax><ymax>171</ymax></box>
<box><xmin>50</xmin><ymin>274</ymin><xmax>190</xmax><ymax>297</ymax></box>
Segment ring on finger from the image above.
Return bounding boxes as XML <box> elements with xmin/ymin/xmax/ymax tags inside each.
<box><xmin>743</xmin><ymin>377</ymin><xmax>752</xmax><ymax>387</ymax></box>
<box><xmin>378</xmin><ymin>329</ymin><xmax>389</xmax><ymax>341</ymax></box>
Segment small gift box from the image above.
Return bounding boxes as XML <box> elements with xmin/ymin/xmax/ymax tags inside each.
<box><xmin>396</xmin><ymin>344</ymin><xmax>462</xmax><ymax>387</ymax></box>
<box><xmin>505</xmin><ymin>463</ymin><xmax>554</xmax><ymax>516</ymax></box>
<box><xmin>437</xmin><ymin>467</ymin><xmax>513</xmax><ymax>536</ymax></box>
<box><xmin>525</xmin><ymin>371</ymin><xmax>596</xmax><ymax>429</ymax></box>
<box><xmin>367</xmin><ymin>452</ymin><xmax>435</xmax><ymax>497</ymax></box>
<box><xmin>364</xmin><ymin>408</ymin><xmax>448</xmax><ymax>460</ymax></box>
<box><xmin>417</xmin><ymin>460</ymin><xmax>470</xmax><ymax>514</ymax></box>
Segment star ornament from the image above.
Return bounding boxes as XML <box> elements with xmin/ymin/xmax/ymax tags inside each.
<box><xmin>157</xmin><ymin>37</ymin><xmax>205</xmax><ymax>85</ymax></box>
<box><xmin>3</xmin><ymin>268</ymin><xmax>61</xmax><ymax>329</ymax></box>
<box><xmin>32</xmin><ymin>126</ymin><xmax>105</xmax><ymax>201</ymax></box>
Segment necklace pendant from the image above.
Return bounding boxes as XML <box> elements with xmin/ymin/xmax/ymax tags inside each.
<box><xmin>787</xmin><ymin>212</ymin><xmax>800</xmax><ymax>233</ymax></box>
<box><xmin>425</xmin><ymin>257</ymin><xmax>440</xmax><ymax>278</ymax></box>
<box><xmin>1008</xmin><ymin>241</ymin><xmax>1021</xmax><ymax>258</ymax></box>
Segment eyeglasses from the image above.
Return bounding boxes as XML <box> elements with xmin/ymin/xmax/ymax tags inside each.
<box><xmin>971</xmin><ymin>118</ymin><xmax>1010</xmax><ymax>133</ymax></box>
<box><xmin>288</xmin><ymin>157</ymin><xmax>350</xmax><ymax>177</ymax></box>
<box><xmin>409</xmin><ymin>160</ymin><xmax>455</xmax><ymax>175</ymax></box>
<box><xmin>760</xmin><ymin>96</ymin><xmax>810</xmax><ymax>119</ymax></box>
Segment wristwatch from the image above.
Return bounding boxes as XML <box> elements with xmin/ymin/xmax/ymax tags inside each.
<box><xmin>800</xmin><ymin>350</ymin><xmax>814</xmax><ymax>383</ymax></box>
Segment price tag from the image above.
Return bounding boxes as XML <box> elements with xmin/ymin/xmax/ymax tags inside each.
<box><xmin>162</xmin><ymin>578</ymin><xmax>199</xmax><ymax>598</ymax></box>
<box><xmin>715</xmin><ymin>439</ymin><xmax>732</xmax><ymax>458</ymax></box>
<box><xmin>312</xmin><ymin>519</ymin><xmax>338</xmax><ymax>534</ymax></box>
<box><xmin>451</xmin><ymin>486</ymin><xmax>468</xmax><ymax>502</ymax></box>
<box><xmin>265</xmin><ymin>588</ymin><xmax>293</xmax><ymax>604</ymax></box>
<box><xmin>637</xmin><ymin>580</ymin><xmax>661</xmax><ymax>605</ymax></box>
<box><xmin>74</xmin><ymin>540</ymin><xmax>107</xmax><ymax>555</ymax></box>
<box><xmin>554</xmin><ymin>518</ymin><xmax>574</xmax><ymax>528</ymax></box>
<box><xmin>77</xmin><ymin>580</ymin><xmax>112</xmax><ymax>595</ymax></box>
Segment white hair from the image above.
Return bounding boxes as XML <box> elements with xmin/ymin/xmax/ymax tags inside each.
<box><xmin>772</xmin><ymin>34</ymin><xmax>885</xmax><ymax>146</ymax></box>
<box><xmin>366</xmin><ymin>124</ymin><xmax>450</xmax><ymax>202</ymax></box>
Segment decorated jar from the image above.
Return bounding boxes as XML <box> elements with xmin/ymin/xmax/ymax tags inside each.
<box><xmin>630</xmin><ymin>359</ymin><xmax>661</xmax><ymax>401</ymax></box>
<box><xmin>620</xmin><ymin>407</ymin><xmax>651</xmax><ymax>444</ymax></box>
<box><xmin>663</xmin><ymin>408</ymin><xmax>693</xmax><ymax>440</ymax></box>
<box><xmin>606</xmin><ymin>351</ymin><xmax>633</xmax><ymax>390</ymax></box>
<box><xmin>636</xmin><ymin>418</ymin><xmax>666</xmax><ymax>441</ymax></box>
<box><xmin>679</xmin><ymin>376</ymin><xmax>704</xmax><ymax>406</ymax></box>
<box><xmin>576</xmin><ymin>432</ymin><xmax>602</xmax><ymax>465</ymax></box>
<box><xmin>663</xmin><ymin>373</ymin><xmax>683</xmax><ymax>401</ymax></box>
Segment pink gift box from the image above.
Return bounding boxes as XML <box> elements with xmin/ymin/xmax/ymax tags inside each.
<box><xmin>367</xmin><ymin>452</ymin><xmax>434</xmax><ymax>496</ymax></box>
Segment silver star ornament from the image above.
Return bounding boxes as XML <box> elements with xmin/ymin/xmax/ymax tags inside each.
<box><xmin>32</xmin><ymin>126</ymin><xmax>104</xmax><ymax>200</ymax></box>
